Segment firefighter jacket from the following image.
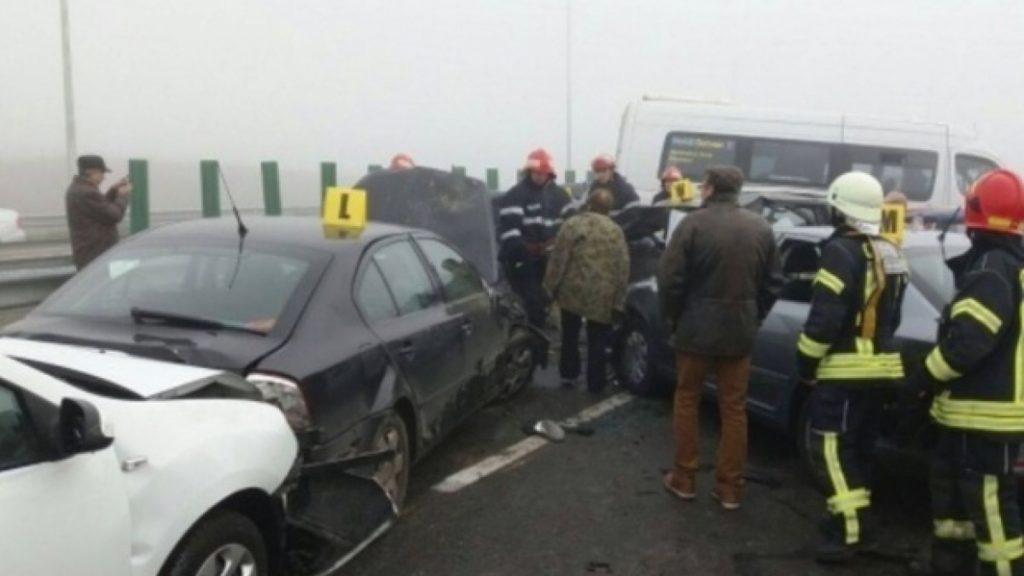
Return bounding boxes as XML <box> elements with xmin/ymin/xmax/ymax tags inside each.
<box><xmin>924</xmin><ymin>232</ymin><xmax>1024</xmax><ymax>438</ymax></box>
<box><xmin>797</xmin><ymin>227</ymin><xmax>908</xmax><ymax>386</ymax></box>
<box><xmin>497</xmin><ymin>177</ymin><xmax>573</xmax><ymax>265</ymax></box>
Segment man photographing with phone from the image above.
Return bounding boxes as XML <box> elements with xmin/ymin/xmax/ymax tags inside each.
<box><xmin>65</xmin><ymin>154</ymin><xmax>132</xmax><ymax>269</ymax></box>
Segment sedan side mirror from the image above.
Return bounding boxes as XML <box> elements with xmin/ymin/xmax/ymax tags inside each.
<box><xmin>55</xmin><ymin>398</ymin><xmax>113</xmax><ymax>456</ymax></box>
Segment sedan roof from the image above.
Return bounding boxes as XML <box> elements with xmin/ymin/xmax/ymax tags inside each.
<box><xmin>133</xmin><ymin>216</ymin><xmax>416</xmax><ymax>254</ymax></box>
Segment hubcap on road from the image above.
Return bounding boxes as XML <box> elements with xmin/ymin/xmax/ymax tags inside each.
<box><xmin>195</xmin><ymin>543</ymin><xmax>256</xmax><ymax>576</ymax></box>
<box><xmin>504</xmin><ymin>346</ymin><xmax>533</xmax><ymax>396</ymax></box>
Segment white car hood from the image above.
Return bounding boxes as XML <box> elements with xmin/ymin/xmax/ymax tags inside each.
<box><xmin>0</xmin><ymin>337</ymin><xmax>249</xmax><ymax>399</ymax></box>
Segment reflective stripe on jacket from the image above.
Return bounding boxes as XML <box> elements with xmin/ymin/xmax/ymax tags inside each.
<box><xmin>796</xmin><ymin>228</ymin><xmax>908</xmax><ymax>386</ymax></box>
<box><xmin>925</xmin><ymin>233</ymin><xmax>1024</xmax><ymax>437</ymax></box>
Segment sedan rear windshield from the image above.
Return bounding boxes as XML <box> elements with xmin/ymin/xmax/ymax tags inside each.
<box><xmin>40</xmin><ymin>244</ymin><xmax>320</xmax><ymax>334</ymax></box>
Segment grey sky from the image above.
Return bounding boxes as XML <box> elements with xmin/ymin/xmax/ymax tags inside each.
<box><xmin>2</xmin><ymin>0</ymin><xmax>1024</xmax><ymax>215</ymax></box>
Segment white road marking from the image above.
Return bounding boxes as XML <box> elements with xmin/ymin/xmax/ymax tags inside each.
<box><xmin>432</xmin><ymin>392</ymin><xmax>635</xmax><ymax>494</ymax></box>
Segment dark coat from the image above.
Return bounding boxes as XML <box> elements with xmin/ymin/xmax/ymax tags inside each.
<box><xmin>65</xmin><ymin>176</ymin><xmax>128</xmax><ymax>269</ymax></box>
<box><xmin>657</xmin><ymin>191</ymin><xmax>782</xmax><ymax>357</ymax></box>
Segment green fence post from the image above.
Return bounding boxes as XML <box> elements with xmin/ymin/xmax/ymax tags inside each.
<box><xmin>261</xmin><ymin>161</ymin><xmax>283</xmax><ymax>216</ymax></box>
<box><xmin>486</xmin><ymin>168</ymin><xmax>500</xmax><ymax>191</ymax></box>
<box><xmin>368</xmin><ymin>164</ymin><xmax>383</xmax><ymax>174</ymax></box>
<box><xmin>586</xmin><ymin>170</ymin><xmax>595</xmax><ymax>183</ymax></box>
<box><xmin>128</xmin><ymin>159</ymin><xmax>149</xmax><ymax>233</ymax></box>
<box><xmin>451</xmin><ymin>165</ymin><xmax>466</xmax><ymax>180</ymax></box>
<box><xmin>200</xmin><ymin>160</ymin><xmax>220</xmax><ymax>218</ymax></box>
<box><xmin>320</xmin><ymin>162</ymin><xmax>337</xmax><ymax>207</ymax></box>
<box><xmin>565</xmin><ymin>169</ymin><xmax>576</xmax><ymax>185</ymax></box>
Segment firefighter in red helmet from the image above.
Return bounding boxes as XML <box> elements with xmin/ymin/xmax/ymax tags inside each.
<box><xmin>910</xmin><ymin>169</ymin><xmax>1024</xmax><ymax>576</ymax></box>
<box><xmin>589</xmin><ymin>154</ymin><xmax>640</xmax><ymax>227</ymax></box>
<box><xmin>496</xmin><ymin>148</ymin><xmax>572</xmax><ymax>365</ymax></box>
<box><xmin>653</xmin><ymin>167</ymin><xmax>683</xmax><ymax>204</ymax></box>
<box><xmin>389</xmin><ymin>153</ymin><xmax>415</xmax><ymax>170</ymax></box>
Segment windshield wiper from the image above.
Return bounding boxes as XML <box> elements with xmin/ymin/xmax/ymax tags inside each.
<box><xmin>130</xmin><ymin>307</ymin><xmax>265</xmax><ymax>335</ymax></box>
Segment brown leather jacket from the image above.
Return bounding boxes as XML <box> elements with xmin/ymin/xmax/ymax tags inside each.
<box><xmin>65</xmin><ymin>176</ymin><xmax>128</xmax><ymax>269</ymax></box>
<box><xmin>657</xmin><ymin>191</ymin><xmax>783</xmax><ymax>357</ymax></box>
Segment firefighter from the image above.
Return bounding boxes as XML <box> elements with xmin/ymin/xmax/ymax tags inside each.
<box><xmin>497</xmin><ymin>148</ymin><xmax>572</xmax><ymax>360</ymax></box>
<box><xmin>389</xmin><ymin>153</ymin><xmax>415</xmax><ymax>170</ymax></box>
<box><xmin>652</xmin><ymin>167</ymin><xmax>682</xmax><ymax>204</ymax></box>
<box><xmin>909</xmin><ymin>169</ymin><xmax>1024</xmax><ymax>576</ymax></box>
<box><xmin>589</xmin><ymin>154</ymin><xmax>640</xmax><ymax>224</ymax></box>
<box><xmin>796</xmin><ymin>171</ymin><xmax>909</xmax><ymax>564</ymax></box>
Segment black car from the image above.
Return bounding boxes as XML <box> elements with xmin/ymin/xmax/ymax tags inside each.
<box><xmin>5</xmin><ymin>213</ymin><xmax>530</xmax><ymax>513</ymax></box>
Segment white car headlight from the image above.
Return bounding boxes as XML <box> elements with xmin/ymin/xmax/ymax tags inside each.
<box><xmin>246</xmin><ymin>373</ymin><xmax>311</xmax><ymax>431</ymax></box>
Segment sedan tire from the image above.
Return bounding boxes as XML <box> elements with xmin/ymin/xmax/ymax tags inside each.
<box><xmin>615</xmin><ymin>314</ymin><xmax>660</xmax><ymax>397</ymax></box>
<box><xmin>163</xmin><ymin>511</ymin><xmax>268</xmax><ymax>576</ymax></box>
<box><xmin>498</xmin><ymin>327</ymin><xmax>535</xmax><ymax>401</ymax></box>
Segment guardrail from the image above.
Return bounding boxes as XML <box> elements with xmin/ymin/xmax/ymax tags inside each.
<box><xmin>0</xmin><ymin>243</ymin><xmax>75</xmax><ymax>310</ymax></box>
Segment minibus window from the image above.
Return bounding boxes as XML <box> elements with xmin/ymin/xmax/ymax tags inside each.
<box><xmin>750</xmin><ymin>140</ymin><xmax>831</xmax><ymax>186</ymax></box>
<box><xmin>847</xmin><ymin>146</ymin><xmax>938</xmax><ymax>201</ymax></box>
<box><xmin>663</xmin><ymin>133</ymin><xmax>739</xmax><ymax>179</ymax></box>
<box><xmin>955</xmin><ymin>155</ymin><xmax>998</xmax><ymax>194</ymax></box>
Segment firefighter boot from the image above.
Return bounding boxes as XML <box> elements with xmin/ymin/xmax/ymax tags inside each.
<box><xmin>816</xmin><ymin>514</ymin><xmax>878</xmax><ymax>564</ymax></box>
<box><xmin>906</xmin><ymin>541</ymin><xmax>975</xmax><ymax>576</ymax></box>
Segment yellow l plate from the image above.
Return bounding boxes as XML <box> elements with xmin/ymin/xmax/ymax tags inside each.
<box><xmin>323</xmin><ymin>187</ymin><xmax>367</xmax><ymax>236</ymax></box>
<box><xmin>880</xmin><ymin>203</ymin><xmax>906</xmax><ymax>246</ymax></box>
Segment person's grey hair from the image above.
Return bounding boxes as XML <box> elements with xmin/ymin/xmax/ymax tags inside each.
<box><xmin>588</xmin><ymin>187</ymin><xmax>614</xmax><ymax>215</ymax></box>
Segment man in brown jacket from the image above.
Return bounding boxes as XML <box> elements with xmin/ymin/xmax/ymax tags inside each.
<box><xmin>543</xmin><ymin>188</ymin><xmax>629</xmax><ymax>393</ymax></box>
<box><xmin>66</xmin><ymin>155</ymin><xmax>132</xmax><ymax>269</ymax></box>
<box><xmin>658</xmin><ymin>165</ymin><xmax>782</xmax><ymax>510</ymax></box>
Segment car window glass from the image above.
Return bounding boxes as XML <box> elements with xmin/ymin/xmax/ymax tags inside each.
<box><xmin>750</xmin><ymin>140</ymin><xmax>831</xmax><ymax>186</ymax></box>
<box><xmin>848</xmin><ymin>146</ymin><xmax>938</xmax><ymax>201</ymax></box>
<box><xmin>41</xmin><ymin>246</ymin><xmax>315</xmax><ymax>333</ymax></box>
<box><xmin>0</xmin><ymin>384</ymin><xmax>41</xmax><ymax>472</ymax></box>
<box><xmin>416</xmin><ymin>239</ymin><xmax>485</xmax><ymax>301</ymax></box>
<box><xmin>357</xmin><ymin>262</ymin><xmax>399</xmax><ymax>322</ymax></box>
<box><xmin>955</xmin><ymin>155</ymin><xmax>999</xmax><ymax>195</ymax></box>
<box><xmin>779</xmin><ymin>241</ymin><xmax>820</xmax><ymax>303</ymax></box>
<box><xmin>373</xmin><ymin>241</ymin><xmax>438</xmax><ymax>315</ymax></box>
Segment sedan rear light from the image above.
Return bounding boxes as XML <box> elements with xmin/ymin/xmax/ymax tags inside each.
<box><xmin>246</xmin><ymin>373</ymin><xmax>311</xmax><ymax>431</ymax></box>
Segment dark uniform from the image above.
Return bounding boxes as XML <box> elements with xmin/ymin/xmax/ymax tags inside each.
<box><xmin>919</xmin><ymin>232</ymin><xmax>1024</xmax><ymax>576</ymax></box>
<box><xmin>796</xmin><ymin>227</ymin><xmax>908</xmax><ymax>552</ymax></box>
<box><xmin>589</xmin><ymin>172</ymin><xmax>638</xmax><ymax>214</ymax></box>
<box><xmin>497</xmin><ymin>176</ymin><xmax>572</xmax><ymax>344</ymax></box>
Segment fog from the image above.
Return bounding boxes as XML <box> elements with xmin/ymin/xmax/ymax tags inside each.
<box><xmin>2</xmin><ymin>0</ymin><xmax>1023</xmax><ymax>216</ymax></box>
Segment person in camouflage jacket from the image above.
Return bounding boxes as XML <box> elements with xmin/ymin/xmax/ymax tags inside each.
<box><xmin>543</xmin><ymin>188</ymin><xmax>629</xmax><ymax>392</ymax></box>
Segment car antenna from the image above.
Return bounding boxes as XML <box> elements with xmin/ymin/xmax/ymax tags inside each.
<box><xmin>217</xmin><ymin>166</ymin><xmax>249</xmax><ymax>289</ymax></box>
<box><xmin>938</xmin><ymin>206</ymin><xmax>961</xmax><ymax>262</ymax></box>
<box><xmin>217</xmin><ymin>165</ymin><xmax>249</xmax><ymax>239</ymax></box>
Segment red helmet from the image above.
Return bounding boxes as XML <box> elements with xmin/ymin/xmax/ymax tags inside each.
<box><xmin>661</xmin><ymin>167</ymin><xmax>682</xmax><ymax>182</ymax></box>
<box><xmin>524</xmin><ymin>148</ymin><xmax>556</xmax><ymax>176</ymax></box>
<box><xmin>965</xmin><ymin>169</ymin><xmax>1024</xmax><ymax>235</ymax></box>
<box><xmin>591</xmin><ymin>153</ymin><xmax>616</xmax><ymax>172</ymax></box>
<box><xmin>389</xmin><ymin>153</ymin><xmax>415</xmax><ymax>170</ymax></box>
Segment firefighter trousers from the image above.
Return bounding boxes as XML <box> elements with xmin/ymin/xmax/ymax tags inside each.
<box><xmin>505</xmin><ymin>258</ymin><xmax>548</xmax><ymax>361</ymax></box>
<box><xmin>808</xmin><ymin>385</ymin><xmax>884</xmax><ymax>546</ymax></box>
<box><xmin>928</xmin><ymin>429</ymin><xmax>1023</xmax><ymax>576</ymax></box>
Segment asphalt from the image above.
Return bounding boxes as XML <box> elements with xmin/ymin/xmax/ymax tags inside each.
<box><xmin>341</xmin><ymin>366</ymin><xmax>933</xmax><ymax>576</ymax></box>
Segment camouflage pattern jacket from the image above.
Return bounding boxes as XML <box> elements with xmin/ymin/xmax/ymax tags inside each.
<box><xmin>542</xmin><ymin>212</ymin><xmax>629</xmax><ymax>325</ymax></box>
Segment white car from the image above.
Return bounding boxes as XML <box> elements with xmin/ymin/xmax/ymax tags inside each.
<box><xmin>0</xmin><ymin>209</ymin><xmax>27</xmax><ymax>243</ymax></box>
<box><xmin>0</xmin><ymin>338</ymin><xmax>298</xmax><ymax>576</ymax></box>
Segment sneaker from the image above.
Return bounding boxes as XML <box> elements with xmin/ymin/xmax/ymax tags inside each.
<box><xmin>711</xmin><ymin>490</ymin><xmax>741</xmax><ymax>511</ymax></box>
<box><xmin>560</xmin><ymin>378</ymin><xmax>579</xmax><ymax>390</ymax></box>
<box><xmin>815</xmin><ymin>540</ymin><xmax>857</xmax><ymax>564</ymax></box>
<box><xmin>663</xmin><ymin>473</ymin><xmax>696</xmax><ymax>501</ymax></box>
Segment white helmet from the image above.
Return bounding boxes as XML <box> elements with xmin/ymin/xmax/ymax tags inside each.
<box><xmin>828</xmin><ymin>171</ymin><xmax>884</xmax><ymax>225</ymax></box>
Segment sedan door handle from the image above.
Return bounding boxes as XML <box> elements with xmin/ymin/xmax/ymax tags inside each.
<box><xmin>460</xmin><ymin>320</ymin><xmax>474</xmax><ymax>337</ymax></box>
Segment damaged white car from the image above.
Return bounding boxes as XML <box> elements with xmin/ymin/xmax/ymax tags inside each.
<box><xmin>0</xmin><ymin>338</ymin><xmax>299</xmax><ymax>576</ymax></box>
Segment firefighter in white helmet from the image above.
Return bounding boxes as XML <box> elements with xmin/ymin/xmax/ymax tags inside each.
<box><xmin>796</xmin><ymin>171</ymin><xmax>909</xmax><ymax>564</ymax></box>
